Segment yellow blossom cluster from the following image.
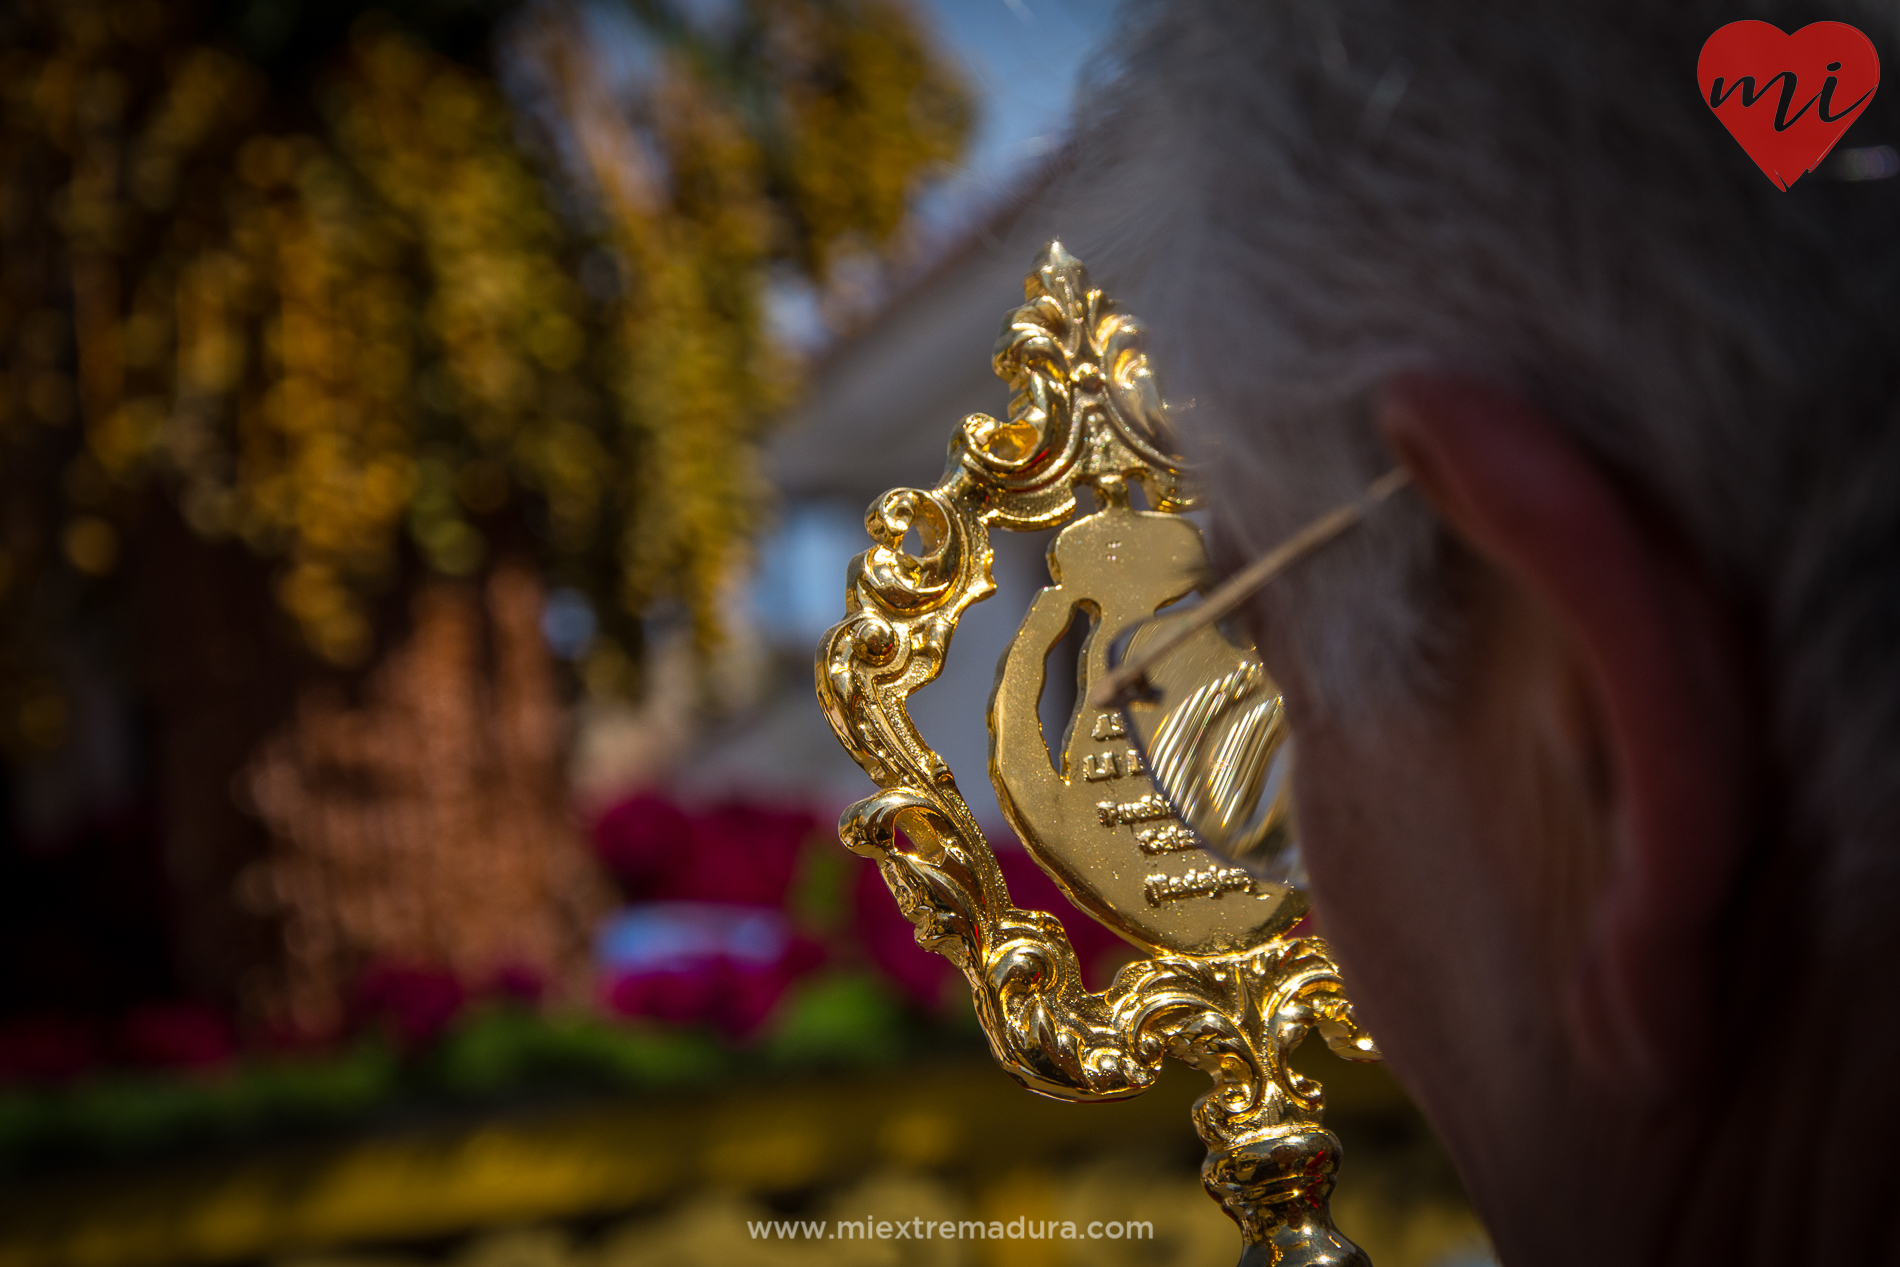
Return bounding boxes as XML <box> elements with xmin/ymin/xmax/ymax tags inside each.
<box><xmin>0</xmin><ymin>0</ymin><xmax>969</xmax><ymax>709</ymax></box>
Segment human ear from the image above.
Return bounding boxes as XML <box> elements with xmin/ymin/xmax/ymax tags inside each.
<box><xmin>1376</xmin><ymin>373</ymin><xmax>1753</xmax><ymax>1087</ymax></box>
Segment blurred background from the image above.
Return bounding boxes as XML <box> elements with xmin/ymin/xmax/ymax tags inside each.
<box><xmin>0</xmin><ymin>1</ymin><xmax>1489</xmax><ymax>1263</ymax></box>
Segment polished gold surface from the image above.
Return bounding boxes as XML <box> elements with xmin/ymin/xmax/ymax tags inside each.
<box><xmin>1119</xmin><ymin>608</ymin><xmax>1301</xmax><ymax>886</ymax></box>
<box><xmin>816</xmin><ymin>243</ymin><xmax>1380</xmax><ymax>1266</ymax></box>
<box><xmin>1095</xmin><ymin>466</ymin><xmax>1409</xmax><ymax>877</ymax></box>
<box><xmin>993</xmin><ymin>501</ymin><xmax>1303</xmax><ymax>952</ymax></box>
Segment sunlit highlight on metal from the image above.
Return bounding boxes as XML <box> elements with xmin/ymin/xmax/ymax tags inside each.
<box><xmin>815</xmin><ymin>242</ymin><xmax>1383</xmax><ymax>1267</ymax></box>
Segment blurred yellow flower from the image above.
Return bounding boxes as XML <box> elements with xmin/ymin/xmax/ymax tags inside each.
<box><xmin>0</xmin><ymin>0</ymin><xmax>970</xmax><ymax>687</ymax></box>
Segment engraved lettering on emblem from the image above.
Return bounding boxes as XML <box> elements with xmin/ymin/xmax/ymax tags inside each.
<box><xmin>1136</xmin><ymin>823</ymin><xmax>1199</xmax><ymax>855</ymax></box>
<box><xmin>1078</xmin><ymin>748</ymin><xmax>1145</xmax><ymax>782</ymax></box>
<box><xmin>1097</xmin><ymin>794</ymin><xmax>1173</xmax><ymax>827</ymax></box>
<box><xmin>1091</xmin><ymin>711</ymin><xmax>1126</xmax><ymax>741</ymax></box>
<box><xmin>1144</xmin><ymin>865</ymin><xmax>1258</xmax><ymax>906</ymax></box>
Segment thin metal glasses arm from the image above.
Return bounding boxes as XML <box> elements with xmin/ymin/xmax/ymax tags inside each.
<box><xmin>1090</xmin><ymin>467</ymin><xmax>1412</xmax><ymax>710</ymax></box>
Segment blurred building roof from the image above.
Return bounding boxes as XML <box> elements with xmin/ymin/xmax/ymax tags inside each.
<box><xmin>767</xmin><ymin>180</ymin><xmax>1063</xmax><ymax>506</ymax></box>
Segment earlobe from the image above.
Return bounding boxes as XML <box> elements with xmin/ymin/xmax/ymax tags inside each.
<box><xmin>1376</xmin><ymin>373</ymin><xmax>1750</xmax><ymax>1088</ymax></box>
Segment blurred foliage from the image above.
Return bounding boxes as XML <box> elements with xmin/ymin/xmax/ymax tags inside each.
<box><xmin>753</xmin><ymin>968</ymin><xmax>910</xmax><ymax>1066</ymax></box>
<box><xmin>0</xmin><ymin>0</ymin><xmax>970</xmax><ymax>728</ymax></box>
<box><xmin>0</xmin><ymin>968</ymin><xmax>937</xmax><ymax>1173</ymax></box>
<box><xmin>0</xmin><ymin>1036</ymin><xmax>402</xmax><ymax>1172</ymax></box>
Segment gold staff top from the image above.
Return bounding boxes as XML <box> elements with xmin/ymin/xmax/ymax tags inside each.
<box><xmin>815</xmin><ymin>242</ymin><xmax>1381</xmax><ymax>1267</ymax></box>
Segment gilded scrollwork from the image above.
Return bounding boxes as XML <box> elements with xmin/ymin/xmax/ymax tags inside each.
<box><xmin>857</xmin><ymin>488</ymin><xmax>966</xmax><ymax>614</ymax></box>
<box><xmin>950</xmin><ymin>243</ymin><xmax>1193</xmax><ymax>527</ymax></box>
<box><xmin>815</xmin><ymin>242</ymin><xmax>1378</xmax><ymax>1266</ymax></box>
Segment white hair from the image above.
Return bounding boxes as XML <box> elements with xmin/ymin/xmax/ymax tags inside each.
<box><xmin>1056</xmin><ymin>0</ymin><xmax>1900</xmax><ymax>900</ymax></box>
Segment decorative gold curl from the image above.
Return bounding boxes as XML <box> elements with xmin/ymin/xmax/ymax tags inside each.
<box><xmin>816</xmin><ymin>242</ymin><xmax>1378</xmax><ymax>1263</ymax></box>
<box><xmin>951</xmin><ymin>244</ymin><xmax>1193</xmax><ymax>528</ymax></box>
<box><xmin>858</xmin><ymin>489</ymin><xmax>963</xmax><ymax>612</ymax></box>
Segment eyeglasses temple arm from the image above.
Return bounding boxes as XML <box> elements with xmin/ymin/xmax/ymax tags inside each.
<box><xmin>1088</xmin><ymin>467</ymin><xmax>1412</xmax><ymax>710</ymax></box>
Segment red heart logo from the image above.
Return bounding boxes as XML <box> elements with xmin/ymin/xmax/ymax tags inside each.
<box><xmin>1698</xmin><ymin>21</ymin><xmax>1880</xmax><ymax>190</ymax></box>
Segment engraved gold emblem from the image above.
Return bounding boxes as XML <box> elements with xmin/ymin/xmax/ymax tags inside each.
<box><xmin>816</xmin><ymin>243</ymin><xmax>1380</xmax><ymax>1266</ymax></box>
<box><xmin>992</xmin><ymin>496</ymin><xmax>1302</xmax><ymax>954</ymax></box>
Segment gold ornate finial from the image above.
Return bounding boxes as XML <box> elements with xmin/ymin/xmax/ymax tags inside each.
<box><xmin>816</xmin><ymin>242</ymin><xmax>1380</xmax><ymax>1266</ymax></box>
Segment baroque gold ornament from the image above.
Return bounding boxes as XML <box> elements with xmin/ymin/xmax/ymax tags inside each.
<box><xmin>816</xmin><ymin>243</ymin><xmax>1382</xmax><ymax>1266</ymax></box>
